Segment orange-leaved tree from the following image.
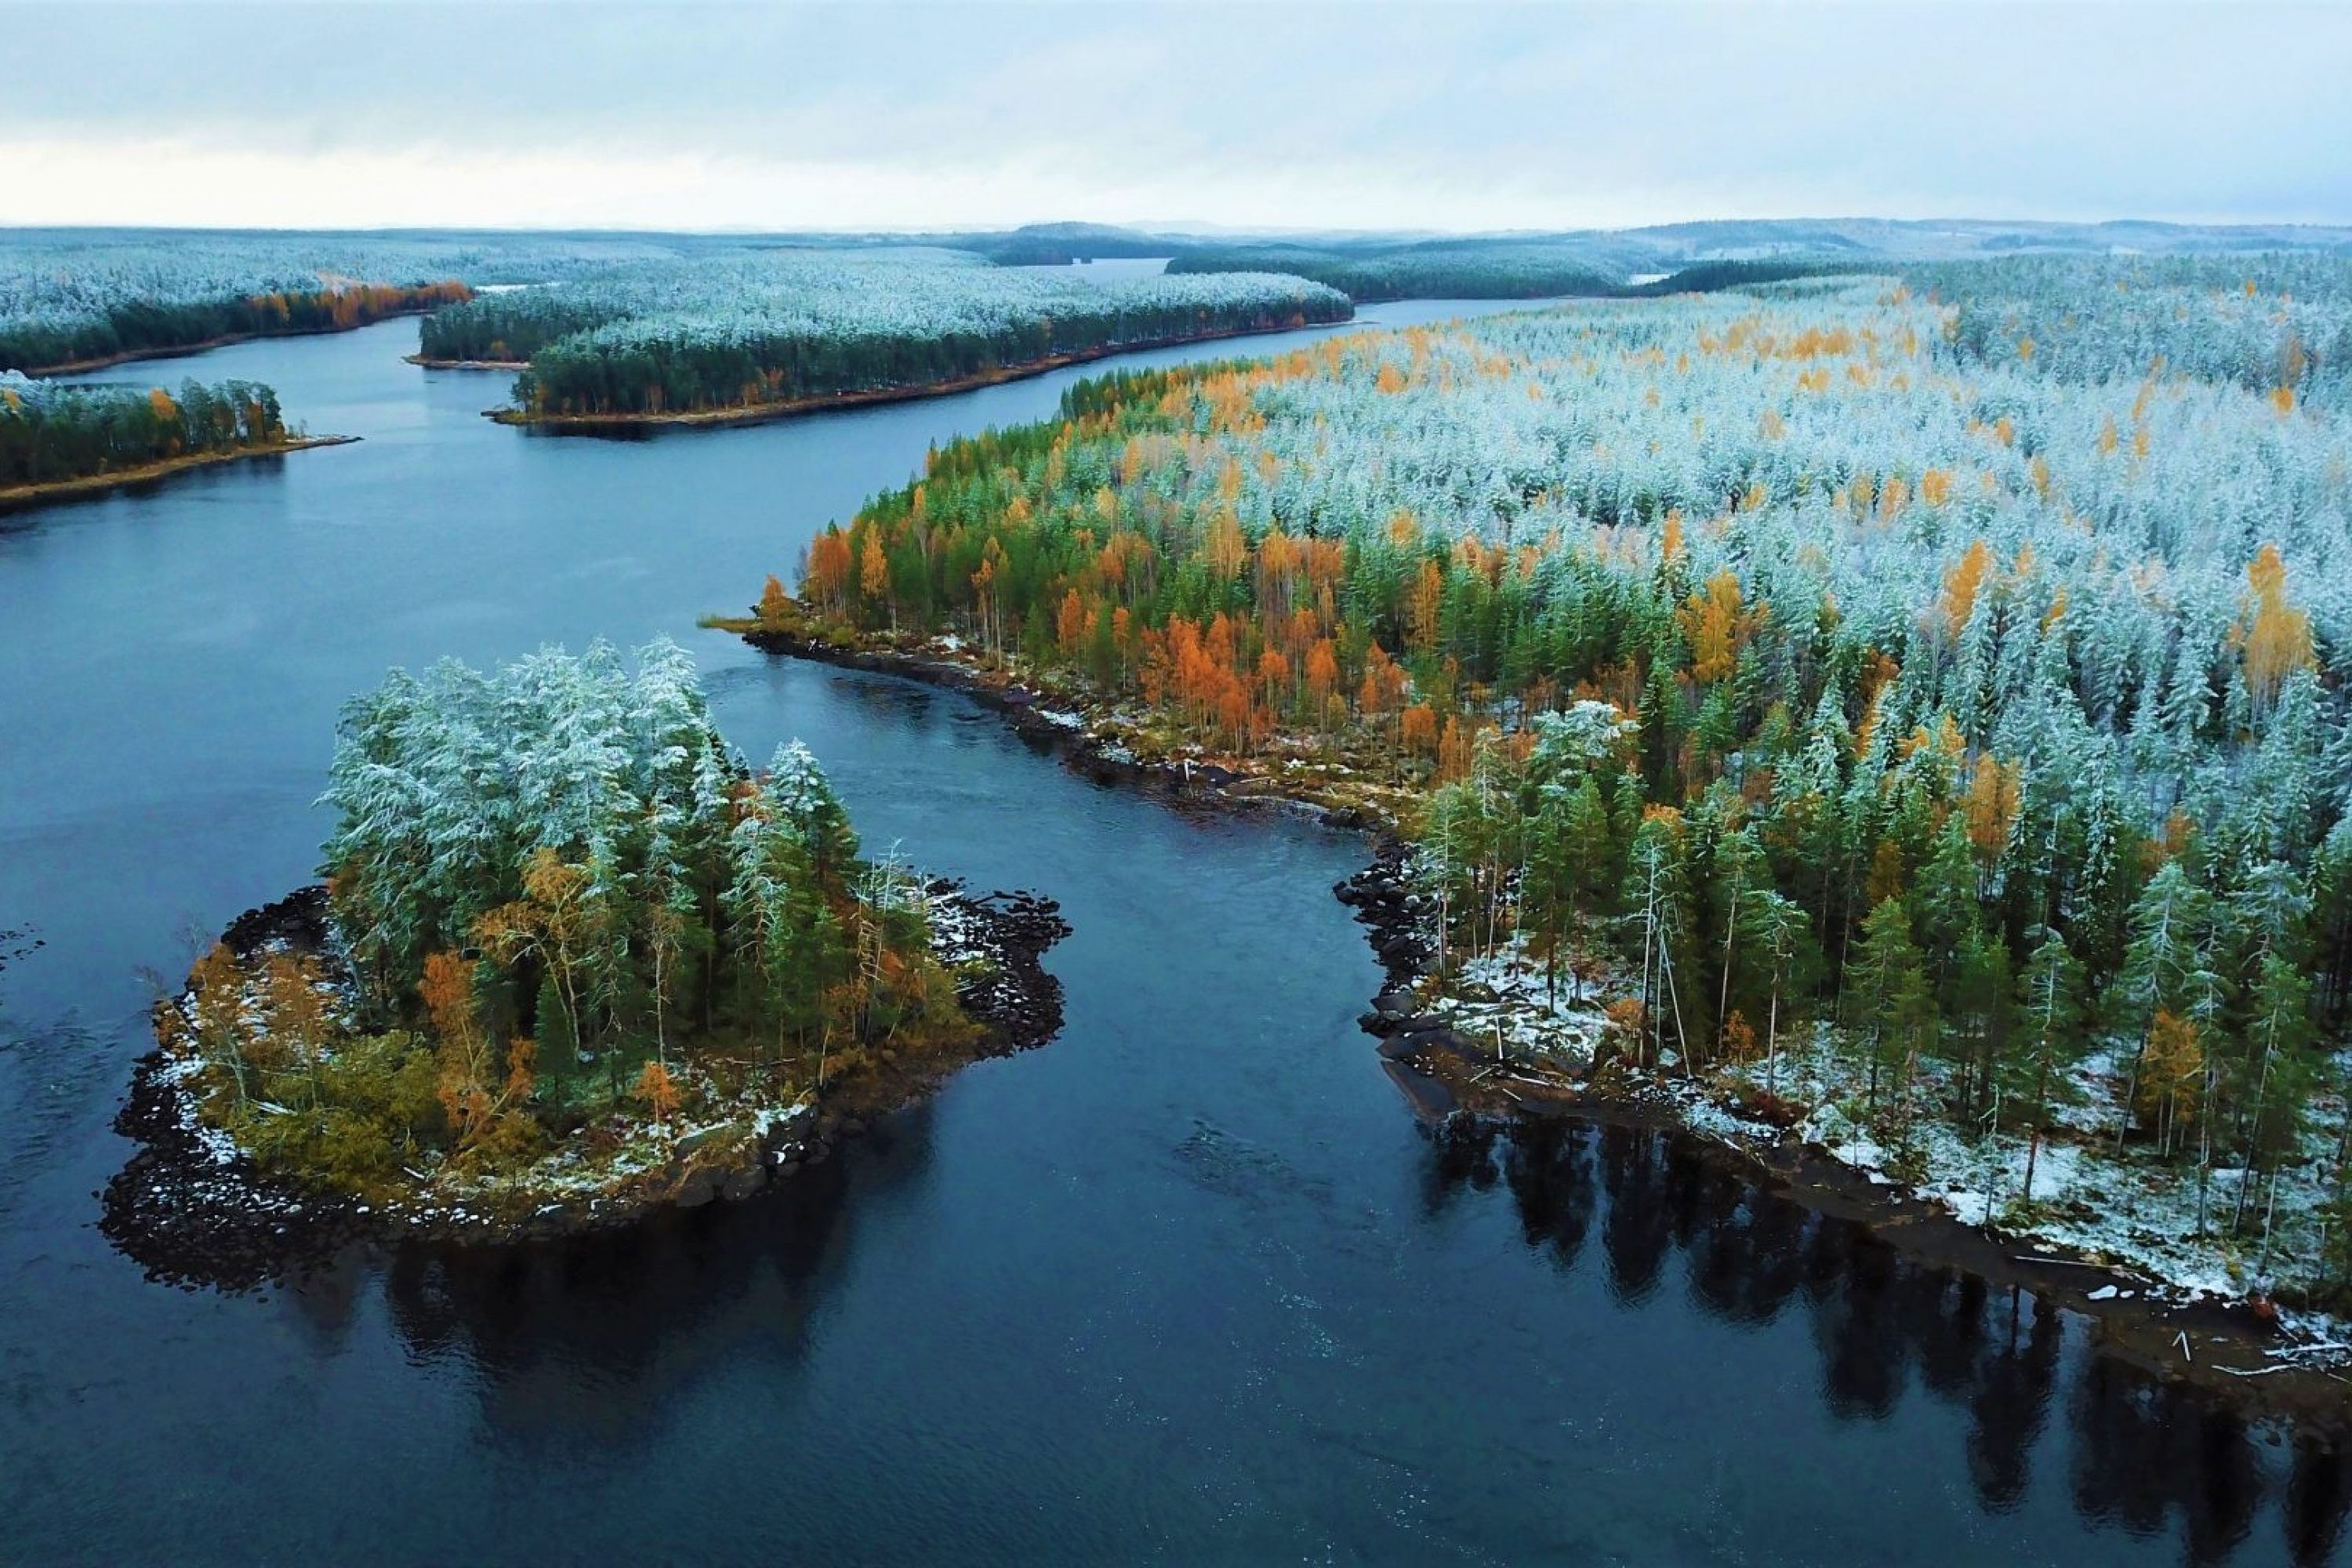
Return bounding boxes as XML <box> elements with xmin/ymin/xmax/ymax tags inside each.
<box><xmin>2235</xmin><ymin>543</ymin><xmax>2314</xmax><ymax>717</ymax></box>
<box><xmin>636</xmin><ymin>1059</ymin><xmax>681</xmax><ymax>1125</ymax></box>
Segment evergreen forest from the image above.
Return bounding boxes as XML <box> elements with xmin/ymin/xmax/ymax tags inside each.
<box><xmin>165</xmin><ymin>641</ymin><xmax>970</xmax><ymax>1198</ymax></box>
<box><xmin>0</xmin><ymin>230</ymin><xmax>709</xmax><ymax>372</ymax></box>
<box><xmin>415</xmin><ymin>251</ymin><xmax>1352</xmax><ymax>418</ymax></box>
<box><xmin>755</xmin><ymin>255</ymin><xmax>2352</xmax><ymax>1293</ymax></box>
<box><xmin>1</xmin><ymin>373</ymin><xmax>289</xmax><ymax>490</ymax></box>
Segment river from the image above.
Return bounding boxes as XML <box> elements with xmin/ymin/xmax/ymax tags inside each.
<box><xmin>1</xmin><ymin>311</ymin><xmax>2344</xmax><ymax>1563</ymax></box>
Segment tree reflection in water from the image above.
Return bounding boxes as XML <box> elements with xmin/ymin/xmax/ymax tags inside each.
<box><xmin>271</xmin><ymin>1102</ymin><xmax>938</xmax><ymax>1446</ymax></box>
<box><xmin>1461</xmin><ymin>1120</ymin><xmax>2352</xmax><ymax>1566</ymax></box>
<box><xmin>248</xmin><ymin>1102</ymin><xmax>2351</xmax><ymax>1563</ymax></box>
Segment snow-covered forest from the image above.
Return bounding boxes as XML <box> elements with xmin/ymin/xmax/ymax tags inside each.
<box><xmin>764</xmin><ymin>254</ymin><xmax>2352</xmax><ymax>1300</ymax></box>
<box><xmin>1</xmin><ymin>371</ymin><xmax>289</xmax><ymax>488</ymax></box>
<box><xmin>1166</xmin><ymin>240</ymin><xmax>1631</xmax><ymax>302</ymax></box>
<box><xmin>0</xmin><ymin>230</ymin><xmax>690</xmax><ymax>372</ymax></box>
<box><xmin>416</xmin><ymin>249</ymin><xmax>1353</xmax><ymax>417</ymax></box>
<box><xmin>167</xmin><ymin>640</ymin><xmax>967</xmax><ymax>1197</ymax></box>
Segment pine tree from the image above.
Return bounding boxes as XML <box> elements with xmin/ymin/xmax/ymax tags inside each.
<box><xmin>1737</xmin><ymin>889</ymin><xmax>1812</xmax><ymax>1095</ymax></box>
<box><xmin>2111</xmin><ymin>860</ymin><xmax>2220</xmax><ymax>1147</ymax></box>
<box><xmin>1849</xmin><ymin>897</ymin><xmax>1936</xmax><ymax>1116</ymax></box>
<box><xmin>2012</xmin><ymin>931</ymin><xmax>2085</xmax><ymax>1204</ymax></box>
<box><xmin>1951</xmin><ymin>925</ymin><xmax>2014</xmax><ymax>1125</ymax></box>
<box><xmin>2234</xmin><ymin>954</ymin><xmax>2319</xmax><ymax>1250</ymax></box>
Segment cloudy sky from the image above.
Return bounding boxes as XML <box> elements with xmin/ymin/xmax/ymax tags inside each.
<box><xmin>4</xmin><ymin>1</ymin><xmax>2347</xmax><ymax>234</ymax></box>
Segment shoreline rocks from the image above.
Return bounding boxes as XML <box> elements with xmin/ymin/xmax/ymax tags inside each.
<box><xmin>100</xmin><ymin>879</ymin><xmax>1069</xmax><ymax>1289</ymax></box>
<box><xmin>739</xmin><ymin>620</ymin><xmax>1393</xmax><ymax>837</ymax></box>
<box><xmin>1329</xmin><ymin>851</ymin><xmax>2352</xmax><ymax>1430</ymax></box>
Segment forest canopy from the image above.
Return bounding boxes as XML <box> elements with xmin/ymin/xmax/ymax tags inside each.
<box><xmin>415</xmin><ymin>250</ymin><xmax>1352</xmax><ymax>418</ymax></box>
<box><xmin>165</xmin><ymin>640</ymin><xmax>970</xmax><ymax>1200</ymax></box>
<box><xmin>759</xmin><ymin>252</ymin><xmax>2352</xmax><ymax>1293</ymax></box>
<box><xmin>0</xmin><ymin>230</ymin><xmax>706</xmax><ymax>372</ymax></box>
<box><xmin>0</xmin><ymin>372</ymin><xmax>289</xmax><ymax>490</ymax></box>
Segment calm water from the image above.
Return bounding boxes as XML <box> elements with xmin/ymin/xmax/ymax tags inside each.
<box><xmin>2</xmin><ymin>313</ymin><xmax>2345</xmax><ymax>1563</ymax></box>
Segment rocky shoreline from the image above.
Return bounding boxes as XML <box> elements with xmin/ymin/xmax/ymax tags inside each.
<box><xmin>732</xmin><ymin>614</ymin><xmax>2352</xmax><ymax>1432</ymax></box>
<box><xmin>1334</xmin><ymin>851</ymin><xmax>2352</xmax><ymax>1432</ymax></box>
<box><xmin>100</xmin><ymin>880</ymin><xmax>1068</xmax><ymax>1290</ymax></box>
<box><xmin>735</xmin><ymin>619</ymin><xmax>1388</xmax><ymax>830</ymax></box>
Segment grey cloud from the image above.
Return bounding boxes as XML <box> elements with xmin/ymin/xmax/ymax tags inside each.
<box><xmin>2</xmin><ymin>1</ymin><xmax>2347</xmax><ymax>227</ymax></box>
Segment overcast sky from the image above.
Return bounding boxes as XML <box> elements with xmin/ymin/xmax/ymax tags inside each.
<box><xmin>3</xmin><ymin>1</ymin><xmax>2347</xmax><ymax>234</ymax></box>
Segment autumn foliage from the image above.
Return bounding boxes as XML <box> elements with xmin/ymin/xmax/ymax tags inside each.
<box><xmin>745</xmin><ymin>260</ymin><xmax>2352</xmax><ymax>1245</ymax></box>
<box><xmin>2234</xmin><ymin>542</ymin><xmax>2314</xmax><ymax>713</ymax></box>
<box><xmin>166</xmin><ymin>643</ymin><xmax>982</xmax><ymax>1208</ymax></box>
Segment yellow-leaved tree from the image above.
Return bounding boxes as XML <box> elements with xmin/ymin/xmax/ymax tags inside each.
<box><xmin>2235</xmin><ymin>543</ymin><xmax>2314</xmax><ymax>717</ymax></box>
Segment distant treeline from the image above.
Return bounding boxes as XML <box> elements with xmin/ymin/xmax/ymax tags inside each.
<box><xmin>1168</xmin><ymin>242</ymin><xmax>1623</xmax><ymax>302</ymax></box>
<box><xmin>1624</xmin><ymin>259</ymin><xmax>1866</xmax><ymax>296</ymax></box>
<box><xmin>1</xmin><ymin>281</ymin><xmax>472</xmax><ymax>376</ymax></box>
<box><xmin>1</xmin><ymin>376</ymin><xmax>289</xmax><ymax>488</ymax></box>
<box><xmin>1167</xmin><ymin>245</ymin><xmax>1854</xmax><ymax>303</ymax></box>
<box><xmin>1157</xmin><ymin>245</ymin><xmax>1853</xmax><ymax>303</ymax></box>
<box><xmin>0</xmin><ymin>231</ymin><xmax>739</xmax><ymax>376</ymax></box>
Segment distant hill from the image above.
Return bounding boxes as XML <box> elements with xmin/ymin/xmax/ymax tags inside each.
<box><xmin>1148</xmin><ymin>216</ymin><xmax>2352</xmax><ymax>301</ymax></box>
<box><xmin>13</xmin><ymin>216</ymin><xmax>2350</xmax><ymax>308</ymax></box>
<box><xmin>1614</xmin><ymin>216</ymin><xmax>2352</xmax><ymax>263</ymax></box>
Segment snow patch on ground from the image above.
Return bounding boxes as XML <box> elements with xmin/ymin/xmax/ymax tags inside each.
<box><xmin>1704</xmin><ymin>1033</ymin><xmax>2351</xmax><ymax>1315</ymax></box>
<box><xmin>1392</xmin><ymin>876</ymin><xmax>2352</xmax><ymax>1353</ymax></box>
<box><xmin>1433</xmin><ymin>944</ymin><xmax>1611</xmax><ymax>1064</ymax></box>
<box><xmin>752</xmin><ymin>1100</ymin><xmax>813</xmax><ymax>1142</ymax></box>
<box><xmin>926</xmin><ymin>895</ymin><xmax>989</xmax><ymax>967</ymax></box>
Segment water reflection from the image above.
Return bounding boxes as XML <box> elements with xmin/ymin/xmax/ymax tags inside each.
<box><xmin>263</xmin><ymin>1105</ymin><xmax>940</xmax><ymax>1446</ymax></box>
<box><xmin>1452</xmin><ymin>1120</ymin><xmax>2352</xmax><ymax>1565</ymax></box>
<box><xmin>217</xmin><ymin>1105</ymin><xmax>2352</xmax><ymax>1564</ymax></box>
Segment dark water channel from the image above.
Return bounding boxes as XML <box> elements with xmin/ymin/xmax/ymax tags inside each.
<box><xmin>1</xmin><ymin>310</ymin><xmax>2345</xmax><ymax>1563</ymax></box>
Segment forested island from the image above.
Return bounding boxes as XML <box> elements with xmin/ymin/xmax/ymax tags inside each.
<box><xmin>414</xmin><ymin>251</ymin><xmax>1352</xmax><ymax>428</ymax></box>
<box><xmin>0</xmin><ymin>372</ymin><xmax>345</xmax><ymax>509</ymax></box>
<box><xmin>113</xmin><ymin>640</ymin><xmax>1065</xmax><ymax>1267</ymax></box>
<box><xmin>0</xmin><ymin>231</ymin><xmax>717</xmax><ymax>502</ymax></box>
<box><xmin>726</xmin><ymin>254</ymin><xmax>2352</xmax><ymax>1344</ymax></box>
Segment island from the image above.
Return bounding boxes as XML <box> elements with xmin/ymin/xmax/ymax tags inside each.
<box><xmin>106</xmin><ymin>639</ymin><xmax>1066</xmax><ymax>1283</ymax></box>
<box><xmin>0</xmin><ymin>372</ymin><xmax>352</xmax><ymax>512</ymax></box>
<box><xmin>412</xmin><ymin>250</ymin><xmax>1352</xmax><ymax>431</ymax></box>
<box><xmin>718</xmin><ymin>250</ymin><xmax>2352</xmax><ymax>1397</ymax></box>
